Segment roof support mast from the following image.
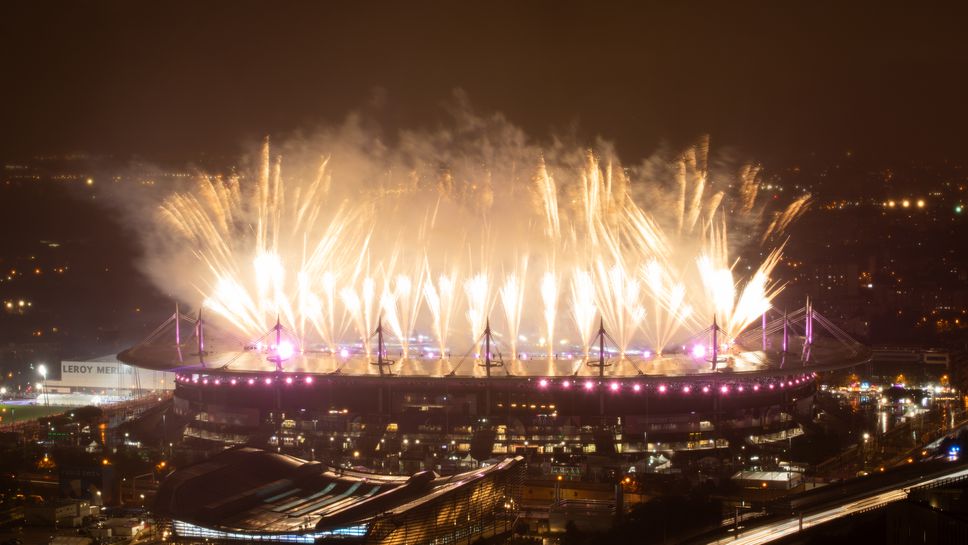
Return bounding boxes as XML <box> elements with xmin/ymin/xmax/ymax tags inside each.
<box><xmin>274</xmin><ymin>316</ymin><xmax>283</xmax><ymax>372</ymax></box>
<box><xmin>196</xmin><ymin>309</ymin><xmax>206</xmax><ymax>367</ymax></box>
<box><xmin>711</xmin><ymin>316</ymin><xmax>719</xmax><ymax>371</ymax></box>
<box><xmin>371</xmin><ymin>317</ymin><xmax>394</xmax><ymax>377</ymax></box>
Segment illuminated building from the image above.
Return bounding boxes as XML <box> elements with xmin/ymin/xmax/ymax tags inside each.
<box><xmin>155</xmin><ymin>447</ymin><xmax>523</xmax><ymax>544</ymax></box>
<box><xmin>121</xmin><ymin>303</ymin><xmax>869</xmax><ymax>474</ymax></box>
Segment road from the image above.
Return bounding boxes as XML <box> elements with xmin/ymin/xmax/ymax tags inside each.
<box><xmin>707</xmin><ymin>465</ymin><xmax>968</xmax><ymax>545</ymax></box>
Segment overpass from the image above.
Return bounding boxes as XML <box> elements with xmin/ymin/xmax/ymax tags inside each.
<box><xmin>694</xmin><ymin>459</ymin><xmax>968</xmax><ymax>545</ymax></box>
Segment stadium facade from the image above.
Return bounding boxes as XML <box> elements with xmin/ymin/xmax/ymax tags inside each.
<box><xmin>120</xmin><ymin>305</ymin><xmax>869</xmax><ymax>475</ymax></box>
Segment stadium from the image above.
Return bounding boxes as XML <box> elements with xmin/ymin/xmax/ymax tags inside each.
<box><xmin>119</xmin><ymin>301</ymin><xmax>869</xmax><ymax>476</ymax></box>
<box><xmin>113</xmin><ymin>132</ymin><xmax>873</xmax><ymax>480</ymax></box>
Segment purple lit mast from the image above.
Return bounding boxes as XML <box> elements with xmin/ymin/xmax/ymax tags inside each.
<box><xmin>196</xmin><ymin>309</ymin><xmax>205</xmax><ymax>366</ymax></box>
<box><xmin>762</xmin><ymin>310</ymin><xmax>767</xmax><ymax>352</ymax></box>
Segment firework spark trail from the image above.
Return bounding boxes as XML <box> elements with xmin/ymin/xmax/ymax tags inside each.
<box><xmin>683</xmin><ymin>148</ymin><xmax>707</xmax><ymax>236</ymax></box>
<box><xmin>498</xmin><ymin>258</ymin><xmax>528</xmax><ymax>363</ymax></box>
<box><xmin>762</xmin><ymin>194</ymin><xmax>811</xmax><ymax>243</ymax></box>
<box><xmin>738</xmin><ymin>163</ymin><xmax>760</xmax><ymax>213</ymax></box>
<box><xmin>379</xmin><ymin>281</ymin><xmax>402</xmax><ymax>355</ymax></box>
<box><xmin>534</xmin><ymin>160</ymin><xmax>560</xmax><ymax>239</ymax></box>
<box><xmin>697</xmin><ymin>221</ymin><xmax>788</xmax><ymax>340</ymax></box>
<box><xmin>424</xmin><ymin>272</ymin><xmax>458</xmax><ymax>357</ymax></box>
<box><xmin>641</xmin><ymin>260</ymin><xmax>693</xmax><ymax>355</ymax></box>
<box><xmin>594</xmin><ymin>263</ymin><xmax>646</xmax><ymax>358</ymax></box>
<box><xmin>380</xmin><ymin>272</ymin><xmax>424</xmax><ymax>358</ymax></box>
<box><xmin>400</xmin><ymin>271</ymin><xmax>426</xmax><ymax>357</ymax></box>
<box><xmin>302</xmin><ymin>271</ymin><xmax>339</xmax><ymax>352</ymax></box>
<box><xmin>570</xmin><ymin>269</ymin><xmax>598</xmax><ymax>358</ymax></box>
<box><xmin>340</xmin><ymin>276</ymin><xmax>378</xmax><ymax>356</ymax></box>
<box><xmin>155</xmin><ymin>131</ymin><xmax>808</xmax><ymax>367</ymax></box>
<box><xmin>729</xmin><ymin>246</ymin><xmax>786</xmax><ymax>337</ymax></box>
<box><xmin>464</xmin><ymin>272</ymin><xmax>491</xmax><ymax>356</ymax></box>
<box><xmin>540</xmin><ymin>271</ymin><xmax>559</xmax><ymax>359</ymax></box>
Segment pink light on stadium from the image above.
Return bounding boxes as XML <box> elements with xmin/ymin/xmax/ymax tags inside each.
<box><xmin>304</xmin><ymin>376</ymin><xmax>314</xmax><ymax>384</ymax></box>
<box><xmin>339</xmin><ymin>348</ymin><xmax>350</xmax><ymax>358</ymax></box>
<box><xmin>658</xmin><ymin>384</ymin><xmax>667</xmax><ymax>393</ymax></box>
<box><xmin>214</xmin><ymin>379</ymin><xmax>221</xmax><ymax>385</ymax></box>
<box><xmin>538</xmin><ymin>379</ymin><xmax>549</xmax><ymax>388</ymax></box>
<box><xmin>264</xmin><ymin>377</ymin><xmax>273</xmax><ymax>385</ymax></box>
<box><xmin>277</xmin><ymin>341</ymin><xmax>295</xmax><ymax>360</ymax></box>
<box><xmin>720</xmin><ymin>385</ymin><xmax>729</xmax><ymax>394</ymax></box>
<box><xmin>202</xmin><ymin>378</ymin><xmax>208</xmax><ymax>385</ymax></box>
<box><xmin>609</xmin><ymin>382</ymin><xmax>620</xmax><ymax>392</ymax></box>
<box><xmin>702</xmin><ymin>386</ymin><xmax>710</xmax><ymax>394</ymax></box>
<box><xmin>247</xmin><ymin>378</ymin><xmax>255</xmax><ymax>385</ymax></box>
<box><xmin>691</xmin><ymin>344</ymin><xmax>706</xmax><ymax>358</ymax></box>
<box><xmin>632</xmin><ymin>384</ymin><xmax>641</xmax><ymax>392</ymax></box>
<box><xmin>753</xmin><ymin>384</ymin><xmax>760</xmax><ymax>391</ymax></box>
<box><xmin>682</xmin><ymin>385</ymin><xmax>691</xmax><ymax>394</ymax></box>
<box><xmin>285</xmin><ymin>376</ymin><xmax>293</xmax><ymax>385</ymax></box>
<box><xmin>737</xmin><ymin>385</ymin><xmax>744</xmax><ymax>392</ymax></box>
<box><xmin>230</xmin><ymin>378</ymin><xmax>237</xmax><ymax>385</ymax></box>
<box><xmin>583</xmin><ymin>380</ymin><xmax>594</xmax><ymax>391</ymax></box>
<box><xmin>768</xmin><ymin>383</ymin><xmax>775</xmax><ymax>390</ymax></box>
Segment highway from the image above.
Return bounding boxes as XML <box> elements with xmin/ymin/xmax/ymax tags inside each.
<box><xmin>706</xmin><ymin>465</ymin><xmax>968</xmax><ymax>545</ymax></box>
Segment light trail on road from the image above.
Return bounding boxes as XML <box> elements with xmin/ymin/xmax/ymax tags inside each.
<box><xmin>708</xmin><ymin>466</ymin><xmax>968</xmax><ymax>545</ymax></box>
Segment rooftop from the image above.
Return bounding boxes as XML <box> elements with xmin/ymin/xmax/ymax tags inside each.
<box><xmin>156</xmin><ymin>447</ymin><xmax>522</xmax><ymax>540</ymax></box>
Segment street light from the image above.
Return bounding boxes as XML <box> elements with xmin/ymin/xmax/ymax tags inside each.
<box><xmin>37</xmin><ymin>364</ymin><xmax>49</xmax><ymax>415</ymax></box>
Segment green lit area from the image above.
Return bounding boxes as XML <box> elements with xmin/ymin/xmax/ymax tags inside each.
<box><xmin>0</xmin><ymin>403</ymin><xmax>69</xmax><ymax>425</ymax></box>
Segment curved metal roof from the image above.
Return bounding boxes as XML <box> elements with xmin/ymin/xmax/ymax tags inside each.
<box><xmin>120</xmin><ymin>306</ymin><xmax>870</xmax><ymax>380</ymax></box>
<box><xmin>156</xmin><ymin>447</ymin><xmax>522</xmax><ymax>537</ymax></box>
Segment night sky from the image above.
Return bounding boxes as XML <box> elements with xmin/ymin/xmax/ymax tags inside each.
<box><xmin>3</xmin><ymin>1</ymin><xmax>967</xmax><ymax>165</ymax></box>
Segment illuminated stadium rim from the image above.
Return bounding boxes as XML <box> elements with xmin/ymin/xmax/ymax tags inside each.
<box><xmin>173</xmin><ymin>371</ymin><xmax>819</xmax><ymax>394</ymax></box>
<box><xmin>172</xmin><ymin>520</ymin><xmax>368</xmax><ymax>543</ymax></box>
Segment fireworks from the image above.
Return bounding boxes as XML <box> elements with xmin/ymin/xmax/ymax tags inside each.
<box><xmin>156</xmin><ymin>129</ymin><xmax>808</xmax><ymax>363</ymax></box>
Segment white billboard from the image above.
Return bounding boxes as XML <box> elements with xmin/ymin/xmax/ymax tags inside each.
<box><xmin>46</xmin><ymin>355</ymin><xmax>174</xmax><ymax>392</ymax></box>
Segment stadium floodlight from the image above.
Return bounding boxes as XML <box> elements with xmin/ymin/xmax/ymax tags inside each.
<box><xmin>37</xmin><ymin>364</ymin><xmax>50</xmax><ymax>415</ymax></box>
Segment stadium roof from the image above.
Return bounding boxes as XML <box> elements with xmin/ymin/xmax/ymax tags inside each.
<box><xmin>156</xmin><ymin>447</ymin><xmax>521</xmax><ymax>540</ymax></box>
<box><xmin>120</xmin><ymin>306</ymin><xmax>870</xmax><ymax>379</ymax></box>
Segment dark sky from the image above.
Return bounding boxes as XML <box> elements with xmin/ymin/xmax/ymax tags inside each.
<box><xmin>2</xmin><ymin>1</ymin><xmax>967</xmax><ymax>165</ymax></box>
